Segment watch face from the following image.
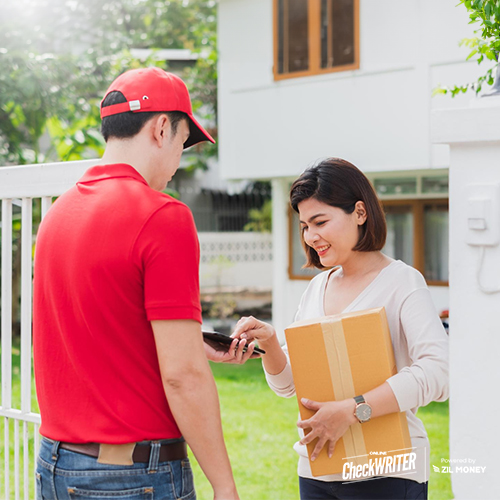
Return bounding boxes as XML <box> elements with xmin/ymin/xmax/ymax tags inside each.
<box><xmin>356</xmin><ymin>403</ymin><xmax>372</xmax><ymax>423</ymax></box>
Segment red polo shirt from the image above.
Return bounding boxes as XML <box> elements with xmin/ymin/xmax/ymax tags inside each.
<box><xmin>33</xmin><ymin>163</ymin><xmax>202</xmax><ymax>443</ymax></box>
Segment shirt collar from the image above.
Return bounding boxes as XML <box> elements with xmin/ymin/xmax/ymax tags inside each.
<box><xmin>78</xmin><ymin>163</ymin><xmax>149</xmax><ymax>187</ymax></box>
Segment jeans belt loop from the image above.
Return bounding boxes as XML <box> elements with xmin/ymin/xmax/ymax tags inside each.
<box><xmin>51</xmin><ymin>440</ymin><xmax>61</xmax><ymax>462</ymax></box>
<box><xmin>148</xmin><ymin>441</ymin><xmax>161</xmax><ymax>473</ymax></box>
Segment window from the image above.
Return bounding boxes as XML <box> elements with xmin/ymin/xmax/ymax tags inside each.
<box><xmin>383</xmin><ymin>200</ymin><xmax>449</xmax><ymax>286</ymax></box>
<box><xmin>274</xmin><ymin>0</ymin><xmax>359</xmax><ymax>80</ymax></box>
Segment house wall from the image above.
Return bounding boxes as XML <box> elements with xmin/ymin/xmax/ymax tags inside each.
<box><xmin>218</xmin><ymin>0</ymin><xmax>485</xmax><ymax>334</ymax></box>
<box><xmin>218</xmin><ymin>0</ymin><xmax>490</xmax><ymax>181</ymax></box>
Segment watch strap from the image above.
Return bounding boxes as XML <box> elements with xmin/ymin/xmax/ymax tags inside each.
<box><xmin>354</xmin><ymin>395</ymin><xmax>365</xmax><ymax>405</ymax></box>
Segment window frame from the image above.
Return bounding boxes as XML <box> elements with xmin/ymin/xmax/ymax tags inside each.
<box><xmin>383</xmin><ymin>199</ymin><xmax>449</xmax><ymax>287</ymax></box>
<box><xmin>273</xmin><ymin>0</ymin><xmax>360</xmax><ymax>81</ymax></box>
<box><xmin>287</xmin><ymin>198</ymin><xmax>449</xmax><ymax>286</ymax></box>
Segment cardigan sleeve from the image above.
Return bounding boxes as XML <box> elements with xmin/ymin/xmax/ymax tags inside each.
<box><xmin>263</xmin><ymin>280</ymin><xmax>311</xmax><ymax>398</ymax></box>
<box><xmin>264</xmin><ymin>346</ymin><xmax>296</xmax><ymax>398</ymax></box>
<box><xmin>386</xmin><ymin>287</ymin><xmax>449</xmax><ymax>412</ymax></box>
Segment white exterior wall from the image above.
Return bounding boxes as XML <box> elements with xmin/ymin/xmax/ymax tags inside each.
<box><xmin>218</xmin><ymin>0</ymin><xmax>488</xmax><ymax>181</ymax></box>
<box><xmin>432</xmin><ymin>98</ymin><xmax>500</xmax><ymax>499</ymax></box>
<box><xmin>218</xmin><ymin>0</ymin><xmax>484</xmax><ymax>332</ymax></box>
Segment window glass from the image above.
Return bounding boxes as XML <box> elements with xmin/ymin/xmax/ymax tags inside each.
<box><xmin>422</xmin><ymin>176</ymin><xmax>449</xmax><ymax>195</ymax></box>
<box><xmin>278</xmin><ymin>0</ymin><xmax>309</xmax><ymax>74</ymax></box>
<box><xmin>383</xmin><ymin>205</ymin><xmax>414</xmax><ymax>266</ymax></box>
<box><xmin>424</xmin><ymin>204</ymin><xmax>449</xmax><ymax>282</ymax></box>
<box><xmin>374</xmin><ymin>178</ymin><xmax>417</xmax><ymax>197</ymax></box>
<box><xmin>321</xmin><ymin>0</ymin><xmax>355</xmax><ymax>69</ymax></box>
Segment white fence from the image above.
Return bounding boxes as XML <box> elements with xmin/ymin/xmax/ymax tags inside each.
<box><xmin>199</xmin><ymin>232</ymin><xmax>273</xmax><ymax>290</ymax></box>
<box><xmin>0</xmin><ymin>159</ymin><xmax>97</xmax><ymax>499</ymax></box>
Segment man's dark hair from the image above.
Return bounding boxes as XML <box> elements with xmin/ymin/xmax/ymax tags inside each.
<box><xmin>290</xmin><ymin>158</ymin><xmax>387</xmax><ymax>270</ymax></box>
<box><xmin>101</xmin><ymin>91</ymin><xmax>188</xmax><ymax>142</ymax></box>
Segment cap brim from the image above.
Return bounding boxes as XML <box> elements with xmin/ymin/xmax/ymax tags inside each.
<box><xmin>184</xmin><ymin>114</ymin><xmax>215</xmax><ymax>149</ymax></box>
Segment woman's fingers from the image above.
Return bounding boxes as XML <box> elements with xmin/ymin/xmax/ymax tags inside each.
<box><xmin>296</xmin><ymin>417</ymin><xmax>312</xmax><ymax>430</ymax></box>
<box><xmin>311</xmin><ymin>438</ymin><xmax>327</xmax><ymax>462</ymax></box>
<box><xmin>299</xmin><ymin>429</ymin><xmax>317</xmax><ymax>446</ymax></box>
<box><xmin>232</xmin><ymin>316</ymin><xmax>257</xmax><ymax>339</ymax></box>
<box><xmin>311</xmin><ymin>437</ymin><xmax>328</xmax><ymax>461</ymax></box>
<box><xmin>301</xmin><ymin>398</ymin><xmax>323</xmax><ymax>411</ymax></box>
<box><xmin>299</xmin><ymin>433</ymin><xmax>336</xmax><ymax>460</ymax></box>
<box><xmin>232</xmin><ymin>315</ymin><xmax>273</xmax><ymax>342</ymax></box>
<box><xmin>327</xmin><ymin>440</ymin><xmax>336</xmax><ymax>459</ymax></box>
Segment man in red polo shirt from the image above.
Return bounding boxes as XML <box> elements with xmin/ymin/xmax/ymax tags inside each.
<box><xmin>33</xmin><ymin>68</ymin><xmax>246</xmax><ymax>500</ymax></box>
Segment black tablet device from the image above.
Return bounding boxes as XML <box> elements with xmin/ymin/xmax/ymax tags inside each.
<box><xmin>202</xmin><ymin>330</ymin><xmax>266</xmax><ymax>355</ymax></box>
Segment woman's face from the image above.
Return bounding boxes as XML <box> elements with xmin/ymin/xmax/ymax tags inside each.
<box><xmin>297</xmin><ymin>197</ymin><xmax>366</xmax><ymax>268</ymax></box>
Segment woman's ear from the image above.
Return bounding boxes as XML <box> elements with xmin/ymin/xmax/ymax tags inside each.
<box><xmin>354</xmin><ymin>201</ymin><xmax>367</xmax><ymax>225</ymax></box>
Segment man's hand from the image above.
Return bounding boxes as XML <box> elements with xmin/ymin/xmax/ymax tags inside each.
<box><xmin>204</xmin><ymin>337</ymin><xmax>261</xmax><ymax>364</ymax></box>
<box><xmin>297</xmin><ymin>398</ymin><xmax>357</xmax><ymax>461</ymax></box>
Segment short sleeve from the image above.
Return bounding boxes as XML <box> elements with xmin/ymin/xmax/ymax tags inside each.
<box><xmin>135</xmin><ymin>202</ymin><xmax>202</xmax><ymax>323</ymax></box>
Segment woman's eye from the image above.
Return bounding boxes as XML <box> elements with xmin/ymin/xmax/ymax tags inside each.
<box><xmin>301</xmin><ymin>225</ymin><xmax>308</xmax><ymax>232</ymax></box>
<box><xmin>316</xmin><ymin>221</ymin><xmax>326</xmax><ymax>226</ymax></box>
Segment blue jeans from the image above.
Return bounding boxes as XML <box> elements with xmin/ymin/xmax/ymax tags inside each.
<box><xmin>299</xmin><ymin>476</ymin><xmax>428</xmax><ymax>500</ymax></box>
<box><xmin>36</xmin><ymin>438</ymin><xmax>196</xmax><ymax>500</ymax></box>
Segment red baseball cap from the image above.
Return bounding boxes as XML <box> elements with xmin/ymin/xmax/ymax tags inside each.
<box><xmin>100</xmin><ymin>67</ymin><xmax>215</xmax><ymax>149</ymax></box>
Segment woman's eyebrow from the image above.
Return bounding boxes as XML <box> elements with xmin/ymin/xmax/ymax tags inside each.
<box><xmin>299</xmin><ymin>213</ymin><xmax>328</xmax><ymax>224</ymax></box>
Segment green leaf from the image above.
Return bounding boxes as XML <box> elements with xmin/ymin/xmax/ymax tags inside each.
<box><xmin>485</xmin><ymin>48</ymin><xmax>497</xmax><ymax>59</ymax></box>
<box><xmin>467</xmin><ymin>49</ymin><xmax>479</xmax><ymax>59</ymax></box>
<box><xmin>431</xmin><ymin>87</ymin><xmax>448</xmax><ymax>96</ymax></box>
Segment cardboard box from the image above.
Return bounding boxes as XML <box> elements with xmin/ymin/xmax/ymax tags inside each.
<box><xmin>285</xmin><ymin>307</ymin><xmax>412</xmax><ymax>477</ymax></box>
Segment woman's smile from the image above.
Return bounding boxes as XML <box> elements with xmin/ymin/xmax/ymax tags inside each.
<box><xmin>315</xmin><ymin>244</ymin><xmax>331</xmax><ymax>256</ymax></box>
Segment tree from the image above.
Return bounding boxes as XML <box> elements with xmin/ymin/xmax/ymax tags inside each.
<box><xmin>434</xmin><ymin>0</ymin><xmax>500</xmax><ymax>96</ymax></box>
<box><xmin>244</xmin><ymin>200</ymin><xmax>273</xmax><ymax>233</ymax></box>
<box><xmin>0</xmin><ymin>0</ymin><xmax>219</xmax><ymax>334</ymax></box>
<box><xmin>0</xmin><ymin>0</ymin><xmax>218</xmax><ymax>166</ymax></box>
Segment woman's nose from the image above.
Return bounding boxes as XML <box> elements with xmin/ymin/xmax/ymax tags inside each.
<box><xmin>304</xmin><ymin>228</ymin><xmax>319</xmax><ymax>246</ymax></box>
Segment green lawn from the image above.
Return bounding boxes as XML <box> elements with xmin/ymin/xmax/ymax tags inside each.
<box><xmin>189</xmin><ymin>360</ymin><xmax>453</xmax><ymax>500</ymax></box>
<box><xmin>1</xmin><ymin>349</ymin><xmax>452</xmax><ymax>499</ymax></box>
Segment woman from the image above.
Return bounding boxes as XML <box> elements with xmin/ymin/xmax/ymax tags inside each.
<box><xmin>233</xmin><ymin>158</ymin><xmax>448</xmax><ymax>500</ymax></box>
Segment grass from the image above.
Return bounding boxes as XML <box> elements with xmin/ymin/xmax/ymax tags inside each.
<box><xmin>190</xmin><ymin>360</ymin><xmax>301</xmax><ymax>500</ymax></box>
<box><xmin>1</xmin><ymin>347</ymin><xmax>452</xmax><ymax>499</ymax></box>
<box><xmin>418</xmin><ymin>400</ymin><xmax>453</xmax><ymax>499</ymax></box>
<box><xmin>189</xmin><ymin>360</ymin><xmax>453</xmax><ymax>500</ymax></box>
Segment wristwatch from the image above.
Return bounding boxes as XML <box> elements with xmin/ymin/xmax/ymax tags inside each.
<box><xmin>353</xmin><ymin>395</ymin><xmax>372</xmax><ymax>424</ymax></box>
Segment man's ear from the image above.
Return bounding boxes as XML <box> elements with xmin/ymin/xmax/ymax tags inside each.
<box><xmin>354</xmin><ymin>201</ymin><xmax>367</xmax><ymax>225</ymax></box>
<box><xmin>152</xmin><ymin>114</ymin><xmax>171</xmax><ymax>147</ymax></box>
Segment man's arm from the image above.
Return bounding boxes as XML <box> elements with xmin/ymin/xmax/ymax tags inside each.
<box><xmin>152</xmin><ymin>319</ymin><xmax>239</xmax><ymax>500</ymax></box>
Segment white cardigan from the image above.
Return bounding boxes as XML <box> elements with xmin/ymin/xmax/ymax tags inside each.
<box><xmin>265</xmin><ymin>259</ymin><xmax>449</xmax><ymax>484</ymax></box>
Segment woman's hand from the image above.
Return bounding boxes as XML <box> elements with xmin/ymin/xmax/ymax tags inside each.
<box><xmin>297</xmin><ymin>398</ymin><xmax>357</xmax><ymax>461</ymax></box>
<box><xmin>232</xmin><ymin>316</ymin><xmax>276</xmax><ymax>344</ymax></box>
<box><xmin>204</xmin><ymin>337</ymin><xmax>260</xmax><ymax>364</ymax></box>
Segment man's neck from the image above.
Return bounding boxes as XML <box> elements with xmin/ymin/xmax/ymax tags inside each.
<box><xmin>100</xmin><ymin>139</ymin><xmax>152</xmax><ymax>186</ymax></box>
